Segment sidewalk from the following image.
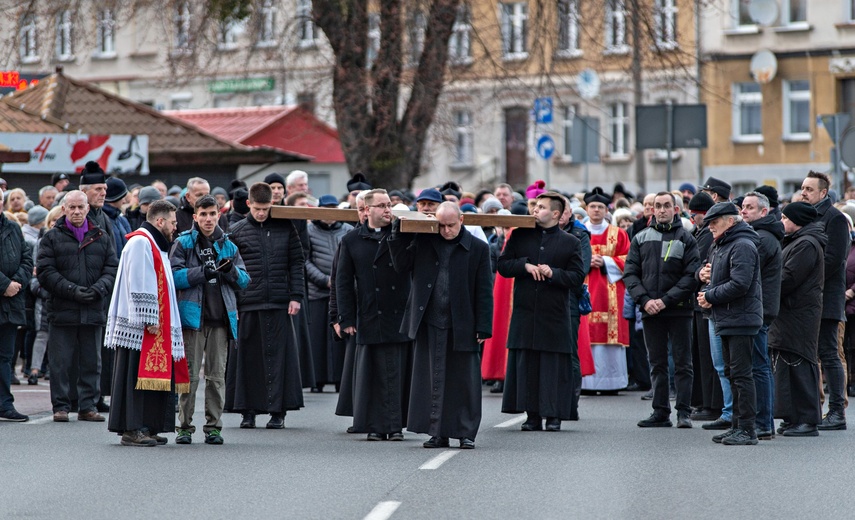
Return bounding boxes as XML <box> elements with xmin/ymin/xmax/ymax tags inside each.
<box><xmin>10</xmin><ymin>360</ymin><xmax>52</xmax><ymax>417</ymax></box>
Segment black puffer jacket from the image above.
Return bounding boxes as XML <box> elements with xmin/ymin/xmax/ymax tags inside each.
<box><xmin>229</xmin><ymin>214</ymin><xmax>304</xmax><ymax>311</ymax></box>
<box><xmin>692</xmin><ymin>220</ymin><xmax>714</xmax><ymax>312</ymax></box>
<box><xmin>748</xmin><ymin>214</ymin><xmax>783</xmax><ymax>323</ymax></box>
<box><xmin>704</xmin><ymin>221</ymin><xmax>763</xmax><ymax>336</ymax></box>
<box><xmin>306</xmin><ymin>220</ymin><xmax>352</xmax><ymax>301</ymax></box>
<box><xmin>36</xmin><ymin>216</ymin><xmax>118</xmax><ymax>326</ymax></box>
<box><xmin>0</xmin><ymin>213</ymin><xmax>33</xmax><ymax>326</ymax></box>
<box><xmin>623</xmin><ymin>217</ymin><xmax>700</xmax><ymax>319</ymax></box>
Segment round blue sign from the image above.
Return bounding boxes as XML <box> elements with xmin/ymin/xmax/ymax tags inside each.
<box><xmin>536</xmin><ymin>135</ymin><xmax>555</xmax><ymax>160</ymax></box>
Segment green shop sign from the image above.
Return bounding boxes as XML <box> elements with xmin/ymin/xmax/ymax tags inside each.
<box><xmin>209</xmin><ymin>77</ymin><xmax>275</xmax><ymax>94</ymax></box>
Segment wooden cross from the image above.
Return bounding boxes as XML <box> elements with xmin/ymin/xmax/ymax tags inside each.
<box><xmin>269</xmin><ymin>206</ymin><xmax>535</xmax><ymax>233</ymax></box>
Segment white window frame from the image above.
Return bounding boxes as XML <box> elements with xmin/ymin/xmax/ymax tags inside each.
<box><xmin>732</xmin><ymin>82</ymin><xmax>763</xmax><ymax>143</ymax></box>
<box><xmin>217</xmin><ymin>19</ymin><xmax>241</xmax><ymax>51</ymax></box>
<box><xmin>174</xmin><ymin>2</ymin><xmax>192</xmax><ymax>51</ymax></box>
<box><xmin>453</xmin><ymin>110</ymin><xmax>474</xmax><ymax>166</ymax></box>
<box><xmin>409</xmin><ymin>11</ymin><xmax>426</xmax><ymax>65</ymax></box>
<box><xmin>500</xmin><ymin>3</ymin><xmax>528</xmax><ymax>60</ymax></box>
<box><xmin>170</xmin><ymin>92</ymin><xmax>192</xmax><ymax>110</ymax></box>
<box><xmin>55</xmin><ymin>10</ymin><xmax>74</xmax><ymax>61</ymax></box>
<box><xmin>257</xmin><ymin>0</ymin><xmax>277</xmax><ymax>47</ymax></box>
<box><xmin>94</xmin><ymin>9</ymin><xmax>116</xmax><ymax>57</ymax></box>
<box><xmin>562</xmin><ymin>105</ymin><xmax>579</xmax><ymax>160</ymax></box>
<box><xmin>730</xmin><ymin>0</ymin><xmax>757</xmax><ymax>30</ymax></box>
<box><xmin>654</xmin><ymin>0</ymin><xmax>678</xmax><ymax>50</ymax></box>
<box><xmin>449</xmin><ymin>5</ymin><xmax>472</xmax><ymax>65</ymax></box>
<box><xmin>780</xmin><ymin>0</ymin><xmax>808</xmax><ymax>27</ymax></box>
<box><xmin>366</xmin><ymin>13</ymin><xmax>380</xmax><ymax>67</ymax></box>
<box><xmin>557</xmin><ymin>0</ymin><xmax>581</xmax><ymax>58</ymax></box>
<box><xmin>297</xmin><ymin>0</ymin><xmax>317</xmax><ymax>48</ymax></box>
<box><xmin>19</xmin><ymin>14</ymin><xmax>39</xmax><ymax>64</ymax></box>
<box><xmin>782</xmin><ymin>79</ymin><xmax>811</xmax><ymax>141</ymax></box>
<box><xmin>605</xmin><ymin>0</ymin><xmax>629</xmax><ymax>54</ymax></box>
<box><xmin>609</xmin><ymin>102</ymin><xmax>630</xmax><ymax>158</ymax></box>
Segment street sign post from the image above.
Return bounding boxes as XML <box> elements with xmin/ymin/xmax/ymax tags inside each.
<box><xmin>569</xmin><ymin>116</ymin><xmax>600</xmax><ymax>189</ymax></box>
<box><xmin>819</xmin><ymin>113</ymin><xmax>852</xmax><ymax>194</ymax></box>
<box><xmin>635</xmin><ymin>104</ymin><xmax>708</xmax><ymax>190</ymax></box>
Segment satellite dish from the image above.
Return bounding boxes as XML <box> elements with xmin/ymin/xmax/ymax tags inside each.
<box><xmin>841</xmin><ymin>128</ymin><xmax>855</xmax><ymax>169</ymax></box>
<box><xmin>577</xmin><ymin>69</ymin><xmax>600</xmax><ymax>100</ymax></box>
<box><xmin>750</xmin><ymin>50</ymin><xmax>778</xmax><ymax>84</ymax></box>
<box><xmin>748</xmin><ymin>0</ymin><xmax>779</xmax><ymax>26</ymax></box>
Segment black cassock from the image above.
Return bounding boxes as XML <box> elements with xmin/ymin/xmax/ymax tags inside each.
<box><xmin>108</xmin><ymin>348</ymin><xmax>174</xmax><ymax>436</ymax></box>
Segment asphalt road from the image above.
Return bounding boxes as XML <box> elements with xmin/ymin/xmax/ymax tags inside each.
<box><xmin>3</xmin><ymin>384</ymin><xmax>855</xmax><ymax>520</ymax></box>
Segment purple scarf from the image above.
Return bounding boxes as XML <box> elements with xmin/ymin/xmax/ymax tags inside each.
<box><xmin>66</xmin><ymin>218</ymin><xmax>89</xmax><ymax>242</ymax></box>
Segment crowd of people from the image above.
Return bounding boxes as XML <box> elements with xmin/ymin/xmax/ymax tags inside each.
<box><xmin>0</xmin><ymin>164</ymin><xmax>853</xmax><ymax>449</ymax></box>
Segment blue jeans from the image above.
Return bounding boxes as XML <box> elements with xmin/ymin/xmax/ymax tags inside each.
<box><xmin>752</xmin><ymin>324</ymin><xmax>773</xmax><ymax>432</ymax></box>
<box><xmin>708</xmin><ymin>320</ymin><xmax>733</xmax><ymax>421</ymax></box>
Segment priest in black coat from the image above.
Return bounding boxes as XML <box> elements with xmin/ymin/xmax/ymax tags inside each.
<box><xmin>389</xmin><ymin>202</ymin><xmax>493</xmax><ymax>449</ymax></box>
<box><xmin>498</xmin><ymin>192</ymin><xmax>586</xmax><ymax>431</ymax></box>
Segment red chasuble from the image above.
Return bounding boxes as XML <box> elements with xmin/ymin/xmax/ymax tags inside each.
<box><xmin>586</xmin><ymin>225</ymin><xmax>630</xmax><ymax>347</ymax></box>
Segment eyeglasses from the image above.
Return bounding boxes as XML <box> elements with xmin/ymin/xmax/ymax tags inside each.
<box><xmin>369</xmin><ymin>203</ymin><xmax>393</xmax><ymax>210</ymax></box>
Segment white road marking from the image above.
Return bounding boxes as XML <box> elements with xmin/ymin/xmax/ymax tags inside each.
<box><xmin>13</xmin><ymin>389</ymin><xmax>50</xmax><ymax>393</ymax></box>
<box><xmin>493</xmin><ymin>414</ymin><xmax>526</xmax><ymax>428</ymax></box>
<box><xmin>364</xmin><ymin>501</ymin><xmax>402</xmax><ymax>520</ymax></box>
<box><xmin>22</xmin><ymin>414</ymin><xmax>55</xmax><ymax>425</ymax></box>
<box><xmin>419</xmin><ymin>450</ymin><xmax>458</xmax><ymax>470</ymax></box>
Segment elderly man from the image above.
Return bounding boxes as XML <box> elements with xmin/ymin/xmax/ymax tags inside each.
<box><xmin>697</xmin><ymin>202</ymin><xmax>763</xmax><ymax>445</ymax></box>
<box><xmin>38</xmin><ymin>191</ymin><xmax>118</xmax><ymax>423</ymax></box>
<box><xmin>624</xmin><ymin>192</ymin><xmax>700</xmax><ymax>429</ymax></box>
<box><xmin>177</xmin><ymin>177</ymin><xmax>229</xmax><ymax>233</ymax></box>
<box><xmin>800</xmin><ymin>171</ymin><xmax>850</xmax><ymax>430</ymax></box>
<box><xmin>630</xmin><ymin>193</ymin><xmax>656</xmax><ymax>238</ymax></box>
<box><xmin>493</xmin><ymin>183</ymin><xmax>515</xmax><ymax>210</ymax></box>
<box><xmin>286</xmin><ymin>170</ymin><xmax>310</xmax><ymax>195</ymax></box>
<box><xmin>264</xmin><ymin>173</ymin><xmax>287</xmax><ymax>205</ymax></box>
<box><xmin>390</xmin><ymin>202</ymin><xmax>492</xmax><ymax>448</ymax></box>
<box><xmin>499</xmin><ymin>192</ymin><xmax>585</xmax><ymax>431</ymax></box>
<box><xmin>78</xmin><ymin>161</ymin><xmax>113</xmax><ymax>242</ymax></box>
<box><xmin>38</xmin><ymin>186</ymin><xmax>58</xmax><ymax>210</ymax></box>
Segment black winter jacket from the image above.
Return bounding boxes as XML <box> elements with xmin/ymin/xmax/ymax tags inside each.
<box><xmin>306</xmin><ymin>220</ymin><xmax>352</xmax><ymax>301</ymax></box>
<box><xmin>813</xmin><ymin>197</ymin><xmax>849</xmax><ymax>321</ymax></box>
<box><xmin>704</xmin><ymin>221</ymin><xmax>763</xmax><ymax>336</ymax></box>
<box><xmin>623</xmin><ymin>217</ymin><xmax>700</xmax><ymax>319</ymax></box>
<box><xmin>748</xmin><ymin>214</ymin><xmax>783</xmax><ymax>323</ymax></box>
<box><xmin>229</xmin><ymin>214</ymin><xmax>304</xmax><ymax>311</ymax></box>
<box><xmin>692</xmin><ymin>220</ymin><xmax>714</xmax><ymax>313</ymax></box>
<box><xmin>177</xmin><ymin>196</ymin><xmax>230</xmax><ymax>234</ymax></box>
<box><xmin>36</xmin><ymin>216</ymin><xmax>118</xmax><ymax>326</ymax></box>
<box><xmin>0</xmin><ymin>213</ymin><xmax>33</xmax><ymax>326</ymax></box>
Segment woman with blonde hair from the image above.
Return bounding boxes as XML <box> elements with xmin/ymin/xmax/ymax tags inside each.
<box><xmin>5</xmin><ymin>188</ymin><xmax>27</xmax><ymax>214</ymax></box>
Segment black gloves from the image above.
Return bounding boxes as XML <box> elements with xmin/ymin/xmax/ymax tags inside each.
<box><xmin>74</xmin><ymin>287</ymin><xmax>99</xmax><ymax>304</ymax></box>
<box><xmin>204</xmin><ymin>267</ymin><xmax>219</xmax><ymax>281</ymax></box>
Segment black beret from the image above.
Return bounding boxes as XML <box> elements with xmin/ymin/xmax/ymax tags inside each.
<box><xmin>688</xmin><ymin>191</ymin><xmax>714</xmax><ymax>213</ymax></box>
<box><xmin>346</xmin><ymin>172</ymin><xmax>372</xmax><ymax>192</ymax></box>
<box><xmin>584</xmin><ymin>186</ymin><xmax>611</xmax><ymax>206</ymax></box>
<box><xmin>782</xmin><ymin>201</ymin><xmax>817</xmax><ymax>227</ymax></box>
<box><xmin>702</xmin><ymin>201</ymin><xmax>739</xmax><ymax>223</ymax></box>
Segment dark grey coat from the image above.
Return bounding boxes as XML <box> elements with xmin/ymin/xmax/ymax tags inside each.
<box><xmin>813</xmin><ymin>197</ymin><xmax>849</xmax><ymax>321</ymax></box>
<box><xmin>748</xmin><ymin>214</ymin><xmax>783</xmax><ymax>323</ymax></box>
<box><xmin>306</xmin><ymin>220</ymin><xmax>352</xmax><ymax>301</ymax></box>
<box><xmin>0</xmin><ymin>213</ymin><xmax>33</xmax><ymax>326</ymax></box>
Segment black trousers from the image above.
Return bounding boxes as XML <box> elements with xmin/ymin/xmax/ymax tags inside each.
<box><xmin>48</xmin><ymin>324</ymin><xmax>102</xmax><ymax>414</ymax></box>
<box><xmin>722</xmin><ymin>334</ymin><xmax>756</xmax><ymax>431</ymax></box>
<box><xmin>692</xmin><ymin>312</ymin><xmax>722</xmax><ymax>410</ymax></box>
<box><xmin>643</xmin><ymin>316</ymin><xmax>693</xmax><ymax>415</ymax></box>
<box><xmin>628</xmin><ymin>322</ymin><xmax>650</xmax><ymax>389</ymax></box>
<box><xmin>818</xmin><ymin>319</ymin><xmax>846</xmax><ymax>412</ymax></box>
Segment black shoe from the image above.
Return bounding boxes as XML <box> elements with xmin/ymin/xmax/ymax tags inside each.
<box><xmin>676</xmin><ymin>412</ymin><xmax>692</xmax><ymax>429</ymax></box>
<box><xmin>721</xmin><ymin>428</ymin><xmax>758</xmax><ymax>445</ymax></box>
<box><xmin>459</xmin><ymin>438</ymin><xmax>475</xmax><ymax>449</ymax></box>
<box><xmin>266</xmin><ymin>414</ymin><xmax>285</xmax><ymax>429</ymax></box>
<box><xmin>637</xmin><ymin>413</ymin><xmax>672</xmax><ymax>428</ymax></box>
<box><xmin>27</xmin><ymin>372</ymin><xmax>38</xmax><ymax>385</ymax></box>
<box><xmin>756</xmin><ymin>429</ymin><xmax>774</xmax><ymax>440</ymax></box>
<box><xmin>388</xmin><ymin>432</ymin><xmax>404</xmax><ymax>441</ymax></box>
<box><xmin>0</xmin><ymin>408</ymin><xmax>29</xmax><ymax>422</ymax></box>
<box><xmin>545</xmin><ymin>418</ymin><xmax>561</xmax><ymax>431</ymax></box>
<box><xmin>712</xmin><ymin>428</ymin><xmax>737</xmax><ymax>443</ymax></box>
<box><xmin>848</xmin><ymin>386</ymin><xmax>855</xmax><ymax>397</ymax></box>
<box><xmin>702</xmin><ymin>417</ymin><xmax>731</xmax><ymax>430</ymax></box>
<box><xmin>423</xmin><ymin>436</ymin><xmax>449</xmax><ymax>448</ymax></box>
<box><xmin>782</xmin><ymin>423</ymin><xmax>819</xmax><ymax>437</ymax></box>
<box><xmin>96</xmin><ymin>399</ymin><xmax>110</xmax><ymax>413</ymax></box>
<box><xmin>817</xmin><ymin>409</ymin><xmax>846</xmax><ymax>431</ymax></box>
<box><xmin>10</xmin><ymin>375</ymin><xmax>20</xmax><ymax>385</ymax></box>
<box><xmin>640</xmin><ymin>389</ymin><xmax>654</xmax><ymax>400</ymax></box>
<box><xmin>521</xmin><ymin>414</ymin><xmax>542</xmax><ymax>431</ymax></box>
<box><xmin>240</xmin><ymin>414</ymin><xmax>256</xmax><ymax>429</ymax></box>
<box><xmin>690</xmin><ymin>408</ymin><xmax>719</xmax><ymax>421</ymax></box>
<box><xmin>776</xmin><ymin>421</ymin><xmax>791</xmax><ymax>435</ymax></box>
<box><xmin>346</xmin><ymin>426</ymin><xmax>356</xmax><ymax>434</ymax></box>
<box><xmin>625</xmin><ymin>382</ymin><xmax>643</xmax><ymax>392</ymax></box>
<box><xmin>490</xmin><ymin>381</ymin><xmax>504</xmax><ymax>394</ymax></box>
<box><xmin>367</xmin><ymin>433</ymin><xmax>386</xmax><ymax>441</ymax></box>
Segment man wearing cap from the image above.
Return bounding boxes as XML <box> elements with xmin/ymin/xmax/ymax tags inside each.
<box><xmin>51</xmin><ymin>173</ymin><xmax>70</xmax><ymax>192</ymax></box>
<box><xmin>23</xmin><ymin>206</ymin><xmax>47</xmax><ymax>250</ymax></box>
<box><xmin>38</xmin><ymin>186</ymin><xmax>58</xmax><ymax>210</ymax></box>
<box><xmin>800</xmin><ymin>171</ymin><xmax>850</xmax><ymax>430</ymax></box>
<box><xmin>697</xmin><ymin>202</ymin><xmax>762</xmax><ymax>445</ymax></box>
<box><xmin>624</xmin><ymin>192</ymin><xmax>700</xmax><ymax>429</ymax></box>
<box><xmin>768</xmin><ymin>202</ymin><xmax>825</xmax><ymax>436</ymax></box>
<box><xmin>440</xmin><ymin>182</ymin><xmax>461</xmax><ymax>204</ymax></box>
<box><xmin>679</xmin><ymin>183</ymin><xmax>696</xmax><ymax>204</ymax></box>
<box><xmin>700</xmin><ymin>177</ymin><xmax>731</xmax><ymax>203</ymax></box>
<box><xmin>126</xmin><ymin>186</ymin><xmax>162</xmax><ymax>231</ymax></box>
<box><xmin>306</xmin><ymin>195</ymin><xmax>353</xmax><ymax>393</ymax></box>
<box><xmin>415</xmin><ymin>188</ymin><xmax>488</xmax><ymax>243</ymax></box>
<box><xmin>345</xmin><ymin>173</ymin><xmax>372</xmax><ymax>207</ymax></box>
<box><xmin>177</xmin><ymin>177</ymin><xmax>229</xmax><ymax>233</ymax></box>
<box><xmin>79</xmin><ymin>161</ymin><xmax>114</xmax><ymax>243</ymax></box>
<box><xmin>264</xmin><ymin>173</ymin><xmax>287</xmax><ymax>205</ymax></box>
<box><xmin>103</xmin><ymin>178</ymin><xmax>132</xmax><ymax>259</ymax></box>
<box><xmin>228</xmin><ymin>188</ymin><xmax>249</xmax><ymax>226</ymax></box>
<box><xmin>583</xmin><ymin>187</ymin><xmax>630</xmax><ymax>393</ymax></box>
<box><xmin>740</xmin><ymin>191</ymin><xmax>783</xmax><ymax>438</ymax></box>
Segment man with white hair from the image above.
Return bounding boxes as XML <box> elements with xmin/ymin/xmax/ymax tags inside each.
<box><xmin>176</xmin><ymin>177</ymin><xmax>229</xmax><ymax>233</ymax></box>
<box><xmin>286</xmin><ymin>170</ymin><xmax>310</xmax><ymax>195</ymax></box>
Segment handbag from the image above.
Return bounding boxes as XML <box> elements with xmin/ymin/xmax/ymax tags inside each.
<box><xmin>578</xmin><ymin>283</ymin><xmax>592</xmax><ymax>315</ymax></box>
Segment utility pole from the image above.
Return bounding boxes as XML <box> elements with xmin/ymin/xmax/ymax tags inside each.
<box><xmin>630</xmin><ymin>0</ymin><xmax>646</xmax><ymax>194</ymax></box>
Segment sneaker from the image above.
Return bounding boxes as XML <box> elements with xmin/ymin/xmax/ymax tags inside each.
<box><xmin>721</xmin><ymin>428</ymin><xmax>758</xmax><ymax>445</ymax></box>
<box><xmin>776</xmin><ymin>421</ymin><xmax>791</xmax><ymax>435</ymax></box>
<box><xmin>712</xmin><ymin>428</ymin><xmax>737</xmax><ymax>444</ymax></box>
<box><xmin>151</xmin><ymin>434</ymin><xmax>168</xmax><ymax>445</ymax></box>
<box><xmin>817</xmin><ymin>409</ymin><xmax>846</xmax><ymax>431</ymax></box>
<box><xmin>121</xmin><ymin>430</ymin><xmax>157</xmax><ymax>447</ymax></box>
<box><xmin>205</xmin><ymin>430</ymin><xmax>224</xmax><ymax>445</ymax></box>
<box><xmin>388</xmin><ymin>431</ymin><xmax>404</xmax><ymax>441</ymax></box>
<box><xmin>176</xmin><ymin>429</ymin><xmax>192</xmax><ymax>444</ymax></box>
<box><xmin>0</xmin><ymin>408</ymin><xmax>29</xmax><ymax>422</ymax></box>
<box><xmin>690</xmin><ymin>408</ymin><xmax>719</xmax><ymax>421</ymax></box>
<box><xmin>637</xmin><ymin>413</ymin><xmax>672</xmax><ymax>428</ymax></box>
<box><xmin>640</xmin><ymin>389</ymin><xmax>654</xmax><ymax>400</ymax></box>
<box><xmin>676</xmin><ymin>412</ymin><xmax>692</xmax><ymax>429</ymax></box>
<box><xmin>459</xmin><ymin>438</ymin><xmax>475</xmax><ymax>449</ymax></box>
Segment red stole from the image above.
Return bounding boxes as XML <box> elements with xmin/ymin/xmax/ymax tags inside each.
<box><xmin>126</xmin><ymin>231</ymin><xmax>190</xmax><ymax>393</ymax></box>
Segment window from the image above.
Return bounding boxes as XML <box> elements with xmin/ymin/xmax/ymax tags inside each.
<box><xmin>605</xmin><ymin>0</ymin><xmax>628</xmax><ymax>53</ymax></box>
<box><xmin>217</xmin><ymin>20</ymin><xmax>240</xmax><ymax>50</ymax></box>
<box><xmin>449</xmin><ymin>6</ymin><xmax>472</xmax><ymax>65</ymax></box>
<box><xmin>732</xmin><ymin>82</ymin><xmax>762</xmax><ymax>141</ymax></box>
<box><xmin>367</xmin><ymin>13</ymin><xmax>380</xmax><ymax>67</ymax></box>
<box><xmin>257</xmin><ymin>0</ymin><xmax>277</xmax><ymax>46</ymax></box>
<box><xmin>654</xmin><ymin>0</ymin><xmax>678</xmax><ymax>49</ymax></box>
<box><xmin>55</xmin><ymin>10</ymin><xmax>73</xmax><ymax>61</ymax></box>
<box><xmin>562</xmin><ymin>105</ymin><xmax>579</xmax><ymax>158</ymax></box>
<box><xmin>453</xmin><ymin>110</ymin><xmax>474</xmax><ymax>166</ymax></box>
<box><xmin>557</xmin><ymin>0</ymin><xmax>580</xmax><ymax>57</ymax></box>
<box><xmin>609</xmin><ymin>102</ymin><xmax>630</xmax><ymax>157</ymax></box>
<box><xmin>732</xmin><ymin>0</ymin><xmax>754</xmax><ymax>27</ymax></box>
<box><xmin>174</xmin><ymin>2</ymin><xmax>191</xmax><ymax>51</ymax></box>
<box><xmin>19</xmin><ymin>14</ymin><xmax>38</xmax><ymax>63</ymax></box>
<box><xmin>500</xmin><ymin>3</ymin><xmax>528</xmax><ymax>59</ymax></box>
<box><xmin>783</xmin><ymin>80</ymin><xmax>810</xmax><ymax>140</ymax></box>
<box><xmin>297</xmin><ymin>0</ymin><xmax>317</xmax><ymax>47</ymax></box>
<box><xmin>95</xmin><ymin>9</ymin><xmax>115</xmax><ymax>56</ymax></box>
<box><xmin>782</xmin><ymin>0</ymin><xmax>807</xmax><ymax>25</ymax></box>
<box><xmin>409</xmin><ymin>11</ymin><xmax>426</xmax><ymax>65</ymax></box>
<box><xmin>170</xmin><ymin>93</ymin><xmax>192</xmax><ymax>110</ymax></box>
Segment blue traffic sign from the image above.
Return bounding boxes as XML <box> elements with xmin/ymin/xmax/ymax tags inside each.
<box><xmin>534</xmin><ymin>97</ymin><xmax>553</xmax><ymax>124</ymax></box>
<box><xmin>536</xmin><ymin>135</ymin><xmax>555</xmax><ymax>160</ymax></box>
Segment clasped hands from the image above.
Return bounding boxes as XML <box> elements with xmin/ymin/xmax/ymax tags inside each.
<box><xmin>525</xmin><ymin>263</ymin><xmax>553</xmax><ymax>281</ymax></box>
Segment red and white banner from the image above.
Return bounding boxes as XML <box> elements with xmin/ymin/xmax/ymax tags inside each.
<box><xmin>0</xmin><ymin>132</ymin><xmax>149</xmax><ymax>175</ymax></box>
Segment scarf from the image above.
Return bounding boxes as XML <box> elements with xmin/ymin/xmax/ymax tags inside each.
<box><xmin>66</xmin><ymin>218</ymin><xmax>89</xmax><ymax>242</ymax></box>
